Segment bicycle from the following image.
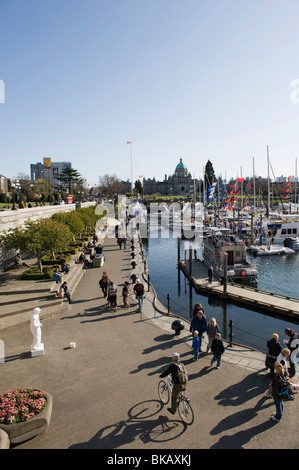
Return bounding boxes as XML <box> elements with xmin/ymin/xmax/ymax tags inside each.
<box><xmin>158</xmin><ymin>377</ymin><xmax>194</xmax><ymax>425</ymax></box>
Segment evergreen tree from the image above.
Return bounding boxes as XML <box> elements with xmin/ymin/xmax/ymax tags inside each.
<box><xmin>57</xmin><ymin>168</ymin><xmax>83</xmax><ymax>193</ymax></box>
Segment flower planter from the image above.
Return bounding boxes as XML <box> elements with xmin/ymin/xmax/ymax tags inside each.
<box><xmin>0</xmin><ymin>390</ymin><xmax>53</xmax><ymax>445</ymax></box>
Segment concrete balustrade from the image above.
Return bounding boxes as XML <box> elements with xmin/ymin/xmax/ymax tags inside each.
<box><xmin>0</xmin><ymin>202</ymin><xmax>96</xmax><ymax>234</ymax></box>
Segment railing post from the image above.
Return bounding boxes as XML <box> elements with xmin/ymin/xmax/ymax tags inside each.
<box><xmin>167</xmin><ymin>293</ymin><xmax>170</xmax><ymax>314</ymax></box>
<box><xmin>147</xmin><ymin>272</ymin><xmax>150</xmax><ymax>292</ymax></box>
<box><xmin>229</xmin><ymin>319</ymin><xmax>234</xmax><ymax>347</ymax></box>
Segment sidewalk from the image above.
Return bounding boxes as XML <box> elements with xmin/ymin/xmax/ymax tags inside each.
<box><xmin>0</xmin><ymin>231</ymin><xmax>299</xmax><ymax>450</ymax></box>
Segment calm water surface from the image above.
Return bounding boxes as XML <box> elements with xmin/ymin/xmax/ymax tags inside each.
<box><xmin>143</xmin><ymin>226</ymin><xmax>299</xmax><ymax>354</ymax></box>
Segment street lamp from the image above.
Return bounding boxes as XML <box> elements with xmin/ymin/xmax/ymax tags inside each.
<box><xmin>11</xmin><ymin>180</ymin><xmax>21</xmax><ymax>210</ymax></box>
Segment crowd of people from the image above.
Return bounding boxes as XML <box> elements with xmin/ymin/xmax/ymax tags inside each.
<box><xmin>50</xmin><ymin>227</ymin><xmax>299</xmax><ymax>426</ymax></box>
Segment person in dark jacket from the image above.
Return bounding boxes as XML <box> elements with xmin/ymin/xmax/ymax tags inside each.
<box><xmin>190</xmin><ymin>309</ymin><xmax>208</xmax><ymax>352</ymax></box>
<box><xmin>266</xmin><ymin>333</ymin><xmax>281</xmax><ymax>377</ymax></box>
<box><xmin>159</xmin><ymin>352</ymin><xmax>186</xmax><ymax>415</ymax></box>
<box><xmin>284</xmin><ymin>328</ymin><xmax>299</xmax><ymax>378</ymax></box>
<box><xmin>210</xmin><ymin>333</ymin><xmax>225</xmax><ymax>369</ymax></box>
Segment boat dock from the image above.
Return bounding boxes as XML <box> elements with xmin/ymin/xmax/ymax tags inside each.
<box><xmin>179</xmin><ymin>258</ymin><xmax>299</xmax><ymax>322</ymax></box>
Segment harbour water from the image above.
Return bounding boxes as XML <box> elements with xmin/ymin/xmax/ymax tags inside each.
<box><xmin>142</xmin><ymin>225</ymin><xmax>299</xmax><ymax>354</ymax></box>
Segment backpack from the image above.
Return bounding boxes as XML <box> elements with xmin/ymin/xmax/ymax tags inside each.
<box><xmin>279</xmin><ymin>377</ymin><xmax>291</xmax><ymax>400</ymax></box>
<box><xmin>176</xmin><ymin>363</ymin><xmax>188</xmax><ymax>385</ymax></box>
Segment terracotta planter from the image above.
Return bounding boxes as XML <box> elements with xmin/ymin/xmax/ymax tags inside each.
<box><xmin>0</xmin><ymin>391</ymin><xmax>53</xmax><ymax>445</ymax></box>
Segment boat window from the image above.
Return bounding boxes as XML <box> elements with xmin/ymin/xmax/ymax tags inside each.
<box><xmin>293</xmin><ymin>229</ymin><xmax>297</xmax><ymax>234</ymax></box>
<box><xmin>287</xmin><ymin>229</ymin><xmax>292</xmax><ymax>234</ymax></box>
<box><xmin>282</xmin><ymin>229</ymin><xmax>286</xmax><ymax>234</ymax></box>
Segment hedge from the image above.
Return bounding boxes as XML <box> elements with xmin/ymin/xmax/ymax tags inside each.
<box><xmin>21</xmin><ymin>265</ymin><xmax>60</xmax><ymax>280</ymax></box>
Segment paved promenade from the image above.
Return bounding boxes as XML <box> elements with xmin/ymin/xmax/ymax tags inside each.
<box><xmin>0</xmin><ymin>232</ymin><xmax>299</xmax><ymax>450</ymax></box>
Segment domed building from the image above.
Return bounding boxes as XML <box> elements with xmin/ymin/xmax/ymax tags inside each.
<box><xmin>143</xmin><ymin>158</ymin><xmax>199</xmax><ymax>197</ymax></box>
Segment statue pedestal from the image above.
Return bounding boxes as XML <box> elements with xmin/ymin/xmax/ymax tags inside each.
<box><xmin>31</xmin><ymin>343</ymin><xmax>45</xmax><ymax>357</ymax></box>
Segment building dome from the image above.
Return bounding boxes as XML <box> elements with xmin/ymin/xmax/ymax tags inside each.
<box><xmin>176</xmin><ymin>158</ymin><xmax>187</xmax><ymax>171</ymax></box>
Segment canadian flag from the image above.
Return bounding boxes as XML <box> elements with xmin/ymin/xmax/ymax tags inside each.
<box><xmin>127</xmin><ymin>141</ymin><xmax>132</xmax><ymax>144</ymax></box>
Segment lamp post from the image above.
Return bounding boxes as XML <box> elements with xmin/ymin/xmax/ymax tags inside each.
<box><xmin>11</xmin><ymin>180</ymin><xmax>21</xmax><ymax>210</ymax></box>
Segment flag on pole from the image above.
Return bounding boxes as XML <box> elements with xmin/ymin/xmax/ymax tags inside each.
<box><xmin>127</xmin><ymin>141</ymin><xmax>132</xmax><ymax>144</ymax></box>
<box><xmin>139</xmin><ymin>175</ymin><xmax>143</xmax><ymax>178</ymax></box>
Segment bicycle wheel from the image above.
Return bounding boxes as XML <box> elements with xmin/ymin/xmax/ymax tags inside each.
<box><xmin>178</xmin><ymin>398</ymin><xmax>194</xmax><ymax>425</ymax></box>
<box><xmin>158</xmin><ymin>380</ymin><xmax>170</xmax><ymax>404</ymax></box>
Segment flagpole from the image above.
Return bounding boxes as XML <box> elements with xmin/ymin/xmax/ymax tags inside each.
<box><xmin>267</xmin><ymin>146</ymin><xmax>270</xmax><ymax>217</ymax></box>
<box><xmin>253</xmin><ymin>157</ymin><xmax>256</xmax><ymax>211</ymax></box>
<box><xmin>127</xmin><ymin>141</ymin><xmax>133</xmax><ymax>193</ymax></box>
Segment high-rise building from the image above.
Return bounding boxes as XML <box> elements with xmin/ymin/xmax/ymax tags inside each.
<box><xmin>30</xmin><ymin>159</ymin><xmax>72</xmax><ymax>190</ymax></box>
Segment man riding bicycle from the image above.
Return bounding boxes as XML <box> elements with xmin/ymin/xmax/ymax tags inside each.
<box><xmin>159</xmin><ymin>352</ymin><xmax>186</xmax><ymax>415</ymax></box>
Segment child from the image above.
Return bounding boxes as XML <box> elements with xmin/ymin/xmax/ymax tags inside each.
<box><xmin>211</xmin><ymin>333</ymin><xmax>225</xmax><ymax>369</ymax></box>
<box><xmin>192</xmin><ymin>330</ymin><xmax>200</xmax><ymax>361</ymax></box>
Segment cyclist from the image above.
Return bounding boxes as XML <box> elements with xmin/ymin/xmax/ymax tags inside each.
<box><xmin>159</xmin><ymin>352</ymin><xmax>186</xmax><ymax>415</ymax></box>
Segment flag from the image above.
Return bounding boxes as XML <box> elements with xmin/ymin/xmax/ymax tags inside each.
<box><xmin>235</xmin><ymin>187</ymin><xmax>241</xmax><ymax>195</ymax></box>
<box><xmin>127</xmin><ymin>141</ymin><xmax>132</xmax><ymax>144</ymax></box>
<box><xmin>286</xmin><ymin>182</ymin><xmax>291</xmax><ymax>186</ymax></box>
<box><xmin>237</xmin><ymin>178</ymin><xmax>244</xmax><ymax>183</ymax></box>
<box><xmin>228</xmin><ymin>190</ymin><xmax>234</xmax><ymax>195</ymax></box>
<box><xmin>285</xmin><ymin>189</ymin><xmax>290</xmax><ymax>193</ymax></box>
<box><xmin>230</xmin><ymin>184</ymin><xmax>235</xmax><ymax>189</ymax></box>
<box><xmin>139</xmin><ymin>175</ymin><xmax>143</xmax><ymax>178</ymax></box>
<box><xmin>249</xmin><ymin>182</ymin><xmax>253</xmax><ymax>189</ymax></box>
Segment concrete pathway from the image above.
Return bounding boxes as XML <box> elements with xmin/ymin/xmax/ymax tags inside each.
<box><xmin>0</xmin><ymin>231</ymin><xmax>298</xmax><ymax>450</ymax></box>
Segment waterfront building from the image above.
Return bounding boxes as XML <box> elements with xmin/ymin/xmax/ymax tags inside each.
<box><xmin>142</xmin><ymin>158</ymin><xmax>199</xmax><ymax>197</ymax></box>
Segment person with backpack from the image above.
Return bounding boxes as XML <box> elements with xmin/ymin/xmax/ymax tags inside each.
<box><xmin>133</xmin><ymin>278</ymin><xmax>145</xmax><ymax>313</ymax></box>
<box><xmin>270</xmin><ymin>362</ymin><xmax>288</xmax><ymax>422</ymax></box>
<box><xmin>159</xmin><ymin>352</ymin><xmax>188</xmax><ymax>415</ymax></box>
<box><xmin>99</xmin><ymin>272</ymin><xmax>109</xmax><ymax>298</ymax></box>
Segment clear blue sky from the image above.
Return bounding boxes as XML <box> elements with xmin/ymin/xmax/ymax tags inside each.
<box><xmin>0</xmin><ymin>0</ymin><xmax>299</xmax><ymax>188</ymax></box>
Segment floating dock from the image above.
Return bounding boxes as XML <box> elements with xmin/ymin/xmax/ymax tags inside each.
<box><xmin>179</xmin><ymin>259</ymin><xmax>299</xmax><ymax>322</ymax></box>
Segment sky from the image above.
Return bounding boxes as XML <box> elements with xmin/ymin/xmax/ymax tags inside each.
<box><xmin>0</xmin><ymin>0</ymin><xmax>299</xmax><ymax>188</ymax></box>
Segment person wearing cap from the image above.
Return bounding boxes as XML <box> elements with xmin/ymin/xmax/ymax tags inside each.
<box><xmin>159</xmin><ymin>352</ymin><xmax>186</xmax><ymax>415</ymax></box>
<box><xmin>284</xmin><ymin>328</ymin><xmax>299</xmax><ymax>377</ymax></box>
<box><xmin>133</xmin><ymin>278</ymin><xmax>145</xmax><ymax>313</ymax></box>
<box><xmin>265</xmin><ymin>333</ymin><xmax>281</xmax><ymax>377</ymax></box>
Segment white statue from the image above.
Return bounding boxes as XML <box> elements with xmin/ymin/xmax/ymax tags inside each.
<box><xmin>31</xmin><ymin>307</ymin><xmax>43</xmax><ymax>350</ymax></box>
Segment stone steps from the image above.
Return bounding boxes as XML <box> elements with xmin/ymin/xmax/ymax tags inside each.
<box><xmin>0</xmin><ymin>262</ymin><xmax>86</xmax><ymax>332</ymax></box>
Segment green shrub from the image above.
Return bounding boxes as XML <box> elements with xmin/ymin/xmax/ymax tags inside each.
<box><xmin>21</xmin><ymin>265</ymin><xmax>59</xmax><ymax>280</ymax></box>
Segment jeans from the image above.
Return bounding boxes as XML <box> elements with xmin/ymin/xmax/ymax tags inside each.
<box><xmin>193</xmin><ymin>349</ymin><xmax>199</xmax><ymax>361</ymax></box>
<box><xmin>273</xmin><ymin>397</ymin><xmax>283</xmax><ymax>421</ymax></box>
<box><xmin>211</xmin><ymin>354</ymin><xmax>222</xmax><ymax>368</ymax></box>
<box><xmin>137</xmin><ymin>295</ymin><xmax>144</xmax><ymax>312</ymax></box>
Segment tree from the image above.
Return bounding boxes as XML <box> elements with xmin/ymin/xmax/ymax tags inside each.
<box><xmin>57</xmin><ymin>168</ymin><xmax>83</xmax><ymax>194</ymax></box>
<box><xmin>134</xmin><ymin>180</ymin><xmax>143</xmax><ymax>196</ymax></box>
<box><xmin>98</xmin><ymin>174</ymin><xmax>125</xmax><ymax>196</ymax></box>
<box><xmin>52</xmin><ymin>211</ymin><xmax>85</xmax><ymax>240</ymax></box>
<box><xmin>204</xmin><ymin>160</ymin><xmax>216</xmax><ymax>189</ymax></box>
<box><xmin>0</xmin><ymin>219</ymin><xmax>73</xmax><ymax>272</ymax></box>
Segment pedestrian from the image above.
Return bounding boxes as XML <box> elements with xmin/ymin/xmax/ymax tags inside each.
<box><xmin>208</xmin><ymin>266</ymin><xmax>214</xmax><ymax>283</ymax></box>
<box><xmin>107</xmin><ymin>281</ymin><xmax>117</xmax><ymax>311</ymax></box>
<box><xmin>206</xmin><ymin>317</ymin><xmax>220</xmax><ymax>353</ymax></box>
<box><xmin>122</xmin><ymin>281</ymin><xmax>130</xmax><ymax>308</ymax></box>
<box><xmin>133</xmin><ymin>278</ymin><xmax>145</xmax><ymax>313</ymax></box>
<box><xmin>210</xmin><ymin>333</ymin><xmax>225</xmax><ymax>369</ymax></box>
<box><xmin>265</xmin><ymin>333</ymin><xmax>281</xmax><ymax>377</ymax></box>
<box><xmin>192</xmin><ymin>331</ymin><xmax>200</xmax><ymax>361</ymax></box>
<box><xmin>61</xmin><ymin>260</ymin><xmax>70</xmax><ymax>274</ymax></box>
<box><xmin>190</xmin><ymin>309</ymin><xmax>208</xmax><ymax>352</ymax></box>
<box><xmin>52</xmin><ymin>268</ymin><xmax>63</xmax><ymax>284</ymax></box>
<box><xmin>99</xmin><ymin>272</ymin><xmax>109</xmax><ymax>298</ymax></box>
<box><xmin>159</xmin><ymin>352</ymin><xmax>187</xmax><ymax>415</ymax></box>
<box><xmin>117</xmin><ymin>237</ymin><xmax>123</xmax><ymax>249</ymax></box>
<box><xmin>62</xmin><ymin>282</ymin><xmax>72</xmax><ymax>303</ymax></box>
<box><xmin>270</xmin><ymin>362</ymin><xmax>286</xmax><ymax>422</ymax></box>
<box><xmin>284</xmin><ymin>328</ymin><xmax>299</xmax><ymax>378</ymax></box>
<box><xmin>192</xmin><ymin>303</ymin><xmax>204</xmax><ymax>317</ymax></box>
<box><xmin>122</xmin><ymin>237</ymin><xmax>127</xmax><ymax>250</ymax></box>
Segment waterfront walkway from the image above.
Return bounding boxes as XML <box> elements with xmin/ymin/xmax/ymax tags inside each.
<box><xmin>0</xmin><ymin>233</ymin><xmax>299</xmax><ymax>450</ymax></box>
